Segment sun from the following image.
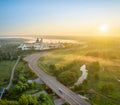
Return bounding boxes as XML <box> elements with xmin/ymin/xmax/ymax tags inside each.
<box><xmin>99</xmin><ymin>25</ymin><xmax>108</xmax><ymax>32</ymax></box>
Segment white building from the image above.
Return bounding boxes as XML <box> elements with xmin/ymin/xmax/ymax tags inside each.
<box><xmin>18</xmin><ymin>43</ymin><xmax>33</xmax><ymax>50</ymax></box>
<box><xmin>18</xmin><ymin>38</ymin><xmax>64</xmax><ymax>50</ymax></box>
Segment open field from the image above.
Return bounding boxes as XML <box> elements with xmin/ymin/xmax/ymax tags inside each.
<box><xmin>38</xmin><ymin>36</ymin><xmax>120</xmax><ymax>105</ymax></box>
<box><xmin>0</xmin><ymin>61</ymin><xmax>15</xmax><ymax>87</ymax></box>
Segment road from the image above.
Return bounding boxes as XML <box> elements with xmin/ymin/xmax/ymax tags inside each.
<box><xmin>6</xmin><ymin>56</ymin><xmax>21</xmax><ymax>90</ymax></box>
<box><xmin>24</xmin><ymin>53</ymin><xmax>91</xmax><ymax>105</ymax></box>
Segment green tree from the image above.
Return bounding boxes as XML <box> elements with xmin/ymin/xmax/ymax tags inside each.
<box><xmin>0</xmin><ymin>100</ymin><xmax>19</xmax><ymax>105</ymax></box>
<box><xmin>19</xmin><ymin>94</ymin><xmax>37</xmax><ymax>105</ymax></box>
<box><xmin>57</xmin><ymin>71</ymin><xmax>77</xmax><ymax>86</ymax></box>
<box><xmin>38</xmin><ymin>93</ymin><xmax>54</xmax><ymax>105</ymax></box>
<box><xmin>49</xmin><ymin>64</ymin><xmax>59</xmax><ymax>76</ymax></box>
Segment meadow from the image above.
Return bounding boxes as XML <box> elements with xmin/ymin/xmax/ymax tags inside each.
<box><xmin>0</xmin><ymin>61</ymin><xmax>15</xmax><ymax>87</ymax></box>
<box><xmin>38</xmin><ymin>36</ymin><xmax>120</xmax><ymax>105</ymax></box>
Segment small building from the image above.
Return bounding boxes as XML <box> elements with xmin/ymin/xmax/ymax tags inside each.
<box><xmin>18</xmin><ymin>43</ymin><xmax>33</xmax><ymax>50</ymax></box>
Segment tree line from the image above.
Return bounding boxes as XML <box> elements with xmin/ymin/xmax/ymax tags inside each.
<box><xmin>0</xmin><ymin>44</ymin><xmax>22</xmax><ymax>61</ymax></box>
<box><xmin>0</xmin><ymin>93</ymin><xmax>54</xmax><ymax>105</ymax></box>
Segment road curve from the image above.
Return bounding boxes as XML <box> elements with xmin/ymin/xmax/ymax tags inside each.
<box><xmin>24</xmin><ymin>53</ymin><xmax>91</xmax><ymax>105</ymax></box>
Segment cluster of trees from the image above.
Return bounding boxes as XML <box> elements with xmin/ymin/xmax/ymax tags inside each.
<box><xmin>38</xmin><ymin>93</ymin><xmax>54</xmax><ymax>105</ymax></box>
<box><xmin>48</xmin><ymin>61</ymin><xmax>101</xmax><ymax>86</ymax></box>
<box><xmin>13</xmin><ymin>62</ymin><xmax>37</xmax><ymax>84</ymax></box>
<box><xmin>73</xmin><ymin>79</ymin><xmax>88</xmax><ymax>95</ymax></box>
<box><xmin>19</xmin><ymin>94</ymin><xmax>37</xmax><ymax>105</ymax></box>
<box><xmin>49</xmin><ymin>61</ymin><xmax>80</xmax><ymax>86</ymax></box>
<box><xmin>72</xmin><ymin>61</ymin><xmax>115</xmax><ymax>99</ymax></box>
<box><xmin>72</xmin><ymin>61</ymin><xmax>101</xmax><ymax>95</ymax></box>
<box><xmin>0</xmin><ymin>100</ymin><xmax>18</xmax><ymax>105</ymax></box>
<box><xmin>0</xmin><ymin>38</ymin><xmax>25</xmax><ymax>61</ymax></box>
<box><xmin>0</xmin><ymin>94</ymin><xmax>54</xmax><ymax>105</ymax></box>
<box><xmin>4</xmin><ymin>83</ymin><xmax>39</xmax><ymax>100</ymax></box>
<box><xmin>4</xmin><ymin>62</ymin><xmax>39</xmax><ymax>100</ymax></box>
<box><xmin>0</xmin><ymin>44</ymin><xmax>22</xmax><ymax>61</ymax></box>
<box><xmin>1</xmin><ymin>59</ymin><xmax>55</xmax><ymax>104</ymax></box>
<box><xmin>13</xmin><ymin>82</ymin><xmax>37</xmax><ymax>93</ymax></box>
<box><xmin>57</xmin><ymin>71</ymin><xmax>77</xmax><ymax>86</ymax></box>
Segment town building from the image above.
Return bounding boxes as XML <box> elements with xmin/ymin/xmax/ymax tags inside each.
<box><xmin>18</xmin><ymin>38</ymin><xmax>64</xmax><ymax>50</ymax></box>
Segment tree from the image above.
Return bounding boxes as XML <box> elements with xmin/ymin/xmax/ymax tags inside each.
<box><xmin>19</xmin><ymin>94</ymin><xmax>37</xmax><ymax>105</ymax></box>
<box><xmin>38</xmin><ymin>93</ymin><xmax>54</xmax><ymax>105</ymax></box>
<box><xmin>49</xmin><ymin>64</ymin><xmax>56</xmax><ymax>71</ymax></box>
<box><xmin>49</xmin><ymin>64</ymin><xmax>59</xmax><ymax>76</ymax></box>
<box><xmin>57</xmin><ymin>71</ymin><xmax>77</xmax><ymax>86</ymax></box>
<box><xmin>0</xmin><ymin>100</ymin><xmax>19</xmax><ymax>105</ymax></box>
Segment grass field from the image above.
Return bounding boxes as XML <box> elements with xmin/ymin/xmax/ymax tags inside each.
<box><xmin>38</xmin><ymin>36</ymin><xmax>120</xmax><ymax>105</ymax></box>
<box><xmin>0</xmin><ymin>61</ymin><xmax>16</xmax><ymax>87</ymax></box>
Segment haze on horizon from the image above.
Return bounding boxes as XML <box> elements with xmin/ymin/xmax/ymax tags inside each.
<box><xmin>0</xmin><ymin>0</ymin><xmax>120</xmax><ymax>36</ymax></box>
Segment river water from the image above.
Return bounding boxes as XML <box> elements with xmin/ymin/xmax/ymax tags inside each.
<box><xmin>75</xmin><ymin>65</ymin><xmax>88</xmax><ymax>85</ymax></box>
<box><xmin>0</xmin><ymin>36</ymin><xmax>79</xmax><ymax>44</ymax></box>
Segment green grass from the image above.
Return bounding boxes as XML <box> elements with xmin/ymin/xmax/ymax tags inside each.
<box><xmin>90</xmin><ymin>95</ymin><xmax>119</xmax><ymax>105</ymax></box>
<box><xmin>0</xmin><ymin>61</ymin><xmax>16</xmax><ymax>87</ymax></box>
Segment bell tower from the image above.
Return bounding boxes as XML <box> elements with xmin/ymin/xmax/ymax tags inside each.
<box><xmin>36</xmin><ymin>37</ymin><xmax>39</xmax><ymax>43</ymax></box>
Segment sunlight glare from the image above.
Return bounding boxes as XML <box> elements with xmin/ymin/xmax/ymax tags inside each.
<box><xmin>100</xmin><ymin>25</ymin><xmax>108</xmax><ymax>32</ymax></box>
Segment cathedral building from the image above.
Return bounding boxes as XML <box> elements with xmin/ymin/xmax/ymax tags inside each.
<box><xmin>18</xmin><ymin>38</ymin><xmax>63</xmax><ymax>50</ymax></box>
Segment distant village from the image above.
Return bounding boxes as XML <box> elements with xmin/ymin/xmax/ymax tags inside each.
<box><xmin>18</xmin><ymin>38</ymin><xmax>64</xmax><ymax>50</ymax></box>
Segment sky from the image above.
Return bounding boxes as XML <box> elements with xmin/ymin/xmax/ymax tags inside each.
<box><xmin>0</xmin><ymin>0</ymin><xmax>120</xmax><ymax>36</ymax></box>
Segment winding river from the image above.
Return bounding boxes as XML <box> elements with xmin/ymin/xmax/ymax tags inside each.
<box><xmin>75</xmin><ymin>65</ymin><xmax>88</xmax><ymax>85</ymax></box>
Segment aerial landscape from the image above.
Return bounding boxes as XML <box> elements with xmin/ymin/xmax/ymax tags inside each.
<box><xmin>0</xmin><ymin>0</ymin><xmax>120</xmax><ymax>105</ymax></box>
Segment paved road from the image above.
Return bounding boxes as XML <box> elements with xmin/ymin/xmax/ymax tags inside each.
<box><xmin>24</xmin><ymin>53</ymin><xmax>91</xmax><ymax>105</ymax></box>
<box><xmin>6</xmin><ymin>56</ymin><xmax>21</xmax><ymax>90</ymax></box>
